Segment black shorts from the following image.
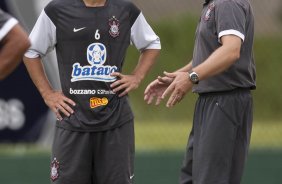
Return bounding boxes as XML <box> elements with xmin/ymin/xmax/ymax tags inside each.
<box><xmin>50</xmin><ymin>120</ymin><xmax>134</xmax><ymax>184</ymax></box>
<box><xmin>180</xmin><ymin>89</ymin><xmax>253</xmax><ymax>184</ymax></box>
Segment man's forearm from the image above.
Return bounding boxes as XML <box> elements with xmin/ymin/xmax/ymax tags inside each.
<box><xmin>132</xmin><ymin>49</ymin><xmax>160</xmax><ymax>81</ymax></box>
<box><xmin>193</xmin><ymin>35</ymin><xmax>241</xmax><ymax>81</ymax></box>
<box><xmin>176</xmin><ymin>61</ymin><xmax>193</xmax><ymax>73</ymax></box>
<box><xmin>23</xmin><ymin>56</ymin><xmax>53</xmax><ymax>98</ymax></box>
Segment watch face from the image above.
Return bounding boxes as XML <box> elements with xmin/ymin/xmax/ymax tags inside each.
<box><xmin>191</xmin><ymin>74</ymin><xmax>198</xmax><ymax>82</ymax></box>
<box><xmin>189</xmin><ymin>72</ymin><xmax>199</xmax><ymax>84</ymax></box>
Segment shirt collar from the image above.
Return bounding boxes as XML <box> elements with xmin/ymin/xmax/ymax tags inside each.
<box><xmin>204</xmin><ymin>0</ymin><xmax>211</xmax><ymax>6</ymax></box>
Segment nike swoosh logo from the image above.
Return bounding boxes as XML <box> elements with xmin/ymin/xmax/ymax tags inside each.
<box><xmin>73</xmin><ymin>27</ymin><xmax>86</xmax><ymax>32</ymax></box>
<box><xmin>130</xmin><ymin>174</ymin><xmax>134</xmax><ymax>180</ymax></box>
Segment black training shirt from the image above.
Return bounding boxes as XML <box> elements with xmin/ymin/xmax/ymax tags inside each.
<box><xmin>25</xmin><ymin>0</ymin><xmax>161</xmax><ymax>132</ymax></box>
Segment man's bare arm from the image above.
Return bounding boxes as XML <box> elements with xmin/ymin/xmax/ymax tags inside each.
<box><xmin>111</xmin><ymin>49</ymin><xmax>160</xmax><ymax>97</ymax></box>
<box><xmin>162</xmin><ymin>35</ymin><xmax>242</xmax><ymax>107</ymax></box>
<box><xmin>23</xmin><ymin>56</ymin><xmax>76</xmax><ymax>120</ymax></box>
<box><xmin>0</xmin><ymin>24</ymin><xmax>30</xmax><ymax>80</ymax></box>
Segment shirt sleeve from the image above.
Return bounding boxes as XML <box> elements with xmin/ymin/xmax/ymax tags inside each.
<box><xmin>215</xmin><ymin>1</ymin><xmax>246</xmax><ymax>43</ymax></box>
<box><xmin>130</xmin><ymin>12</ymin><xmax>161</xmax><ymax>51</ymax></box>
<box><xmin>24</xmin><ymin>9</ymin><xmax>56</xmax><ymax>59</ymax></box>
<box><xmin>0</xmin><ymin>9</ymin><xmax>18</xmax><ymax>41</ymax></box>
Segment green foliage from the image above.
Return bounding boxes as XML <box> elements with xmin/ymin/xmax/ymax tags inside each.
<box><xmin>252</xmin><ymin>37</ymin><xmax>282</xmax><ymax>120</ymax></box>
<box><xmin>123</xmin><ymin>15</ymin><xmax>282</xmax><ymax>122</ymax></box>
<box><xmin>123</xmin><ymin>15</ymin><xmax>198</xmax><ymax>121</ymax></box>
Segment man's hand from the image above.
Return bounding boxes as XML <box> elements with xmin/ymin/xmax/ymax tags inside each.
<box><xmin>162</xmin><ymin>71</ymin><xmax>193</xmax><ymax>108</ymax></box>
<box><xmin>42</xmin><ymin>90</ymin><xmax>76</xmax><ymax>120</ymax></box>
<box><xmin>144</xmin><ymin>75</ymin><xmax>174</xmax><ymax>105</ymax></box>
<box><xmin>110</xmin><ymin>72</ymin><xmax>141</xmax><ymax>97</ymax></box>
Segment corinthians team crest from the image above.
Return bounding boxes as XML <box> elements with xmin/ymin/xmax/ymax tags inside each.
<box><xmin>71</xmin><ymin>42</ymin><xmax>118</xmax><ymax>82</ymax></box>
<box><xmin>50</xmin><ymin>158</ymin><xmax>60</xmax><ymax>181</ymax></box>
<box><xmin>109</xmin><ymin>16</ymin><xmax>120</xmax><ymax>38</ymax></box>
<box><xmin>204</xmin><ymin>2</ymin><xmax>215</xmax><ymax>21</ymax></box>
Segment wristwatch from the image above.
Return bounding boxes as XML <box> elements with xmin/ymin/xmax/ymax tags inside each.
<box><xmin>188</xmin><ymin>70</ymin><xmax>199</xmax><ymax>84</ymax></box>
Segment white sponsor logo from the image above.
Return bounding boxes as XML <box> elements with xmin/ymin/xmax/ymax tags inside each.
<box><xmin>71</xmin><ymin>43</ymin><xmax>118</xmax><ymax>82</ymax></box>
<box><xmin>97</xmin><ymin>89</ymin><xmax>115</xmax><ymax>95</ymax></box>
<box><xmin>69</xmin><ymin>88</ymin><xmax>115</xmax><ymax>95</ymax></box>
<box><xmin>0</xmin><ymin>99</ymin><xmax>25</xmax><ymax>130</ymax></box>
<box><xmin>130</xmin><ymin>174</ymin><xmax>134</xmax><ymax>180</ymax></box>
<box><xmin>70</xmin><ymin>88</ymin><xmax>96</xmax><ymax>95</ymax></box>
<box><xmin>73</xmin><ymin>27</ymin><xmax>86</xmax><ymax>32</ymax></box>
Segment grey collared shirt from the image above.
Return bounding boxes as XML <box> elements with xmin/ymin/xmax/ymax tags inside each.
<box><xmin>193</xmin><ymin>0</ymin><xmax>256</xmax><ymax>93</ymax></box>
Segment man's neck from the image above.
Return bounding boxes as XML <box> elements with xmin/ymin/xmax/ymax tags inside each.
<box><xmin>83</xmin><ymin>0</ymin><xmax>107</xmax><ymax>7</ymax></box>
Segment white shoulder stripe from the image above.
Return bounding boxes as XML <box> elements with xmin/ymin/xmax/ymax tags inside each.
<box><xmin>131</xmin><ymin>13</ymin><xmax>161</xmax><ymax>51</ymax></box>
<box><xmin>25</xmin><ymin>10</ymin><xmax>57</xmax><ymax>59</ymax></box>
<box><xmin>0</xmin><ymin>18</ymin><xmax>18</xmax><ymax>41</ymax></box>
<box><xmin>218</xmin><ymin>29</ymin><xmax>245</xmax><ymax>43</ymax></box>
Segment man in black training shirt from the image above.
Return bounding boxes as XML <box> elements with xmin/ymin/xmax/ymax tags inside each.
<box><xmin>145</xmin><ymin>0</ymin><xmax>255</xmax><ymax>183</ymax></box>
<box><xmin>24</xmin><ymin>0</ymin><xmax>161</xmax><ymax>183</ymax></box>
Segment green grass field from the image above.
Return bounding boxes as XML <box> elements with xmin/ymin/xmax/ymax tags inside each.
<box><xmin>135</xmin><ymin>120</ymin><xmax>282</xmax><ymax>151</ymax></box>
<box><xmin>0</xmin><ymin>120</ymin><xmax>281</xmax><ymax>155</ymax></box>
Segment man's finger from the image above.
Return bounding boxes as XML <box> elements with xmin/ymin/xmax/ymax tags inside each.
<box><xmin>56</xmin><ymin>112</ymin><xmax>63</xmax><ymax>121</ymax></box>
<box><xmin>147</xmin><ymin>94</ymin><xmax>156</xmax><ymax>105</ymax></box>
<box><xmin>112</xmin><ymin>83</ymin><xmax>128</xmax><ymax>93</ymax></box>
<box><xmin>118</xmin><ymin>88</ymin><xmax>131</xmax><ymax>97</ymax></box>
<box><xmin>166</xmin><ymin>93</ymin><xmax>175</xmax><ymax>107</ymax></box>
<box><xmin>144</xmin><ymin>84</ymin><xmax>152</xmax><ymax>95</ymax></box>
<box><xmin>162</xmin><ymin>83</ymin><xmax>175</xmax><ymax>99</ymax></box>
<box><xmin>110</xmin><ymin>79</ymin><xmax>124</xmax><ymax>88</ymax></box>
<box><xmin>54</xmin><ymin>106</ymin><xmax>63</xmax><ymax>121</ymax></box>
<box><xmin>178</xmin><ymin>94</ymin><xmax>184</xmax><ymax>103</ymax></box>
<box><xmin>158</xmin><ymin>76</ymin><xmax>173</xmax><ymax>84</ymax></box>
<box><xmin>61</xmin><ymin>103</ymin><xmax>74</xmax><ymax>115</ymax></box>
<box><xmin>155</xmin><ymin>96</ymin><xmax>163</xmax><ymax>105</ymax></box>
<box><xmin>157</xmin><ymin>77</ymin><xmax>168</xmax><ymax>84</ymax></box>
<box><xmin>144</xmin><ymin>93</ymin><xmax>151</xmax><ymax>102</ymax></box>
<box><xmin>163</xmin><ymin>71</ymin><xmax>176</xmax><ymax>78</ymax></box>
<box><xmin>57</xmin><ymin>104</ymin><xmax>71</xmax><ymax>117</ymax></box>
<box><xmin>63</xmin><ymin>97</ymin><xmax>76</xmax><ymax>106</ymax></box>
<box><xmin>166</xmin><ymin>91</ymin><xmax>179</xmax><ymax>107</ymax></box>
<box><xmin>110</xmin><ymin>72</ymin><xmax>122</xmax><ymax>78</ymax></box>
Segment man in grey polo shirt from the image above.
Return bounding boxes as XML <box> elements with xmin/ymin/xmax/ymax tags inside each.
<box><xmin>144</xmin><ymin>0</ymin><xmax>255</xmax><ymax>183</ymax></box>
<box><xmin>0</xmin><ymin>8</ymin><xmax>30</xmax><ymax>80</ymax></box>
